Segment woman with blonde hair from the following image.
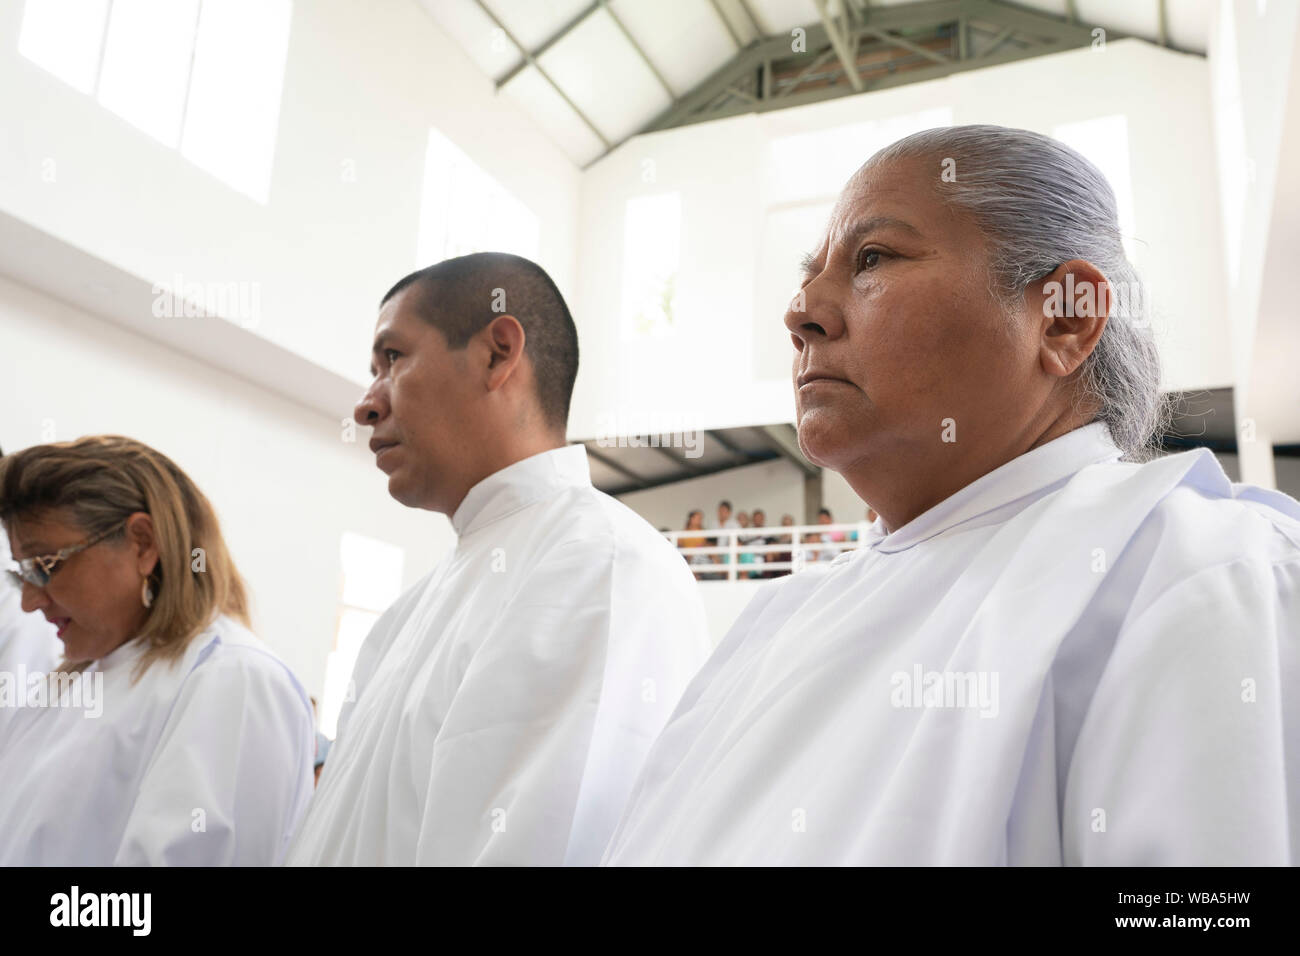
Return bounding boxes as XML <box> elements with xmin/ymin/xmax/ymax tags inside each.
<box><xmin>0</xmin><ymin>435</ymin><xmax>314</xmax><ymax>865</ymax></box>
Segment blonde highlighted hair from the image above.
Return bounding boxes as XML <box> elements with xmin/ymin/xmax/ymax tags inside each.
<box><xmin>0</xmin><ymin>435</ymin><xmax>249</xmax><ymax>676</ymax></box>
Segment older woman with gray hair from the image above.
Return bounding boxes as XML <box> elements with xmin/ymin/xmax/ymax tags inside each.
<box><xmin>603</xmin><ymin>125</ymin><xmax>1300</xmax><ymax>866</ymax></box>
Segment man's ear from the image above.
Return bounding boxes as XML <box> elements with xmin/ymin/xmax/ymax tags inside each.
<box><xmin>482</xmin><ymin>314</ymin><xmax>526</xmax><ymax>392</ymax></box>
<box><xmin>1026</xmin><ymin>259</ymin><xmax>1110</xmax><ymax>379</ymax></box>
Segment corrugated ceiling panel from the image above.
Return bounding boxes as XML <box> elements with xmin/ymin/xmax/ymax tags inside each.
<box><xmin>744</xmin><ymin>0</ymin><xmax>817</xmax><ymax>35</ymax></box>
<box><xmin>418</xmin><ymin>0</ymin><xmax>521</xmax><ymax>79</ymax></box>
<box><xmin>538</xmin><ymin>7</ymin><xmax>674</xmax><ymax>145</ymax></box>
<box><xmin>502</xmin><ymin>64</ymin><xmax>608</xmax><ymax>165</ymax></box>
<box><xmin>486</xmin><ymin>0</ymin><xmax>595</xmax><ymax>51</ymax></box>
<box><xmin>608</xmin><ymin>0</ymin><xmax>737</xmax><ymax>96</ymax></box>
<box><xmin>422</xmin><ymin>0</ymin><xmax>1209</xmax><ymax>172</ymax></box>
<box><xmin>1077</xmin><ymin>0</ymin><xmax>1160</xmax><ymax>41</ymax></box>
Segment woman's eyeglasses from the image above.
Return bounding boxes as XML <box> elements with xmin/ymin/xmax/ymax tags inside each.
<box><xmin>5</xmin><ymin>523</ymin><xmax>124</xmax><ymax>590</ymax></box>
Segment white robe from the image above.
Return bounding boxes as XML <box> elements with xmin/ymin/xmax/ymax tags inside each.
<box><xmin>603</xmin><ymin>422</ymin><xmax>1300</xmax><ymax>865</ymax></box>
<box><xmin>286</xmin><ymin>445</ymin><xmax>711</xmax><ymax>866</ymax></box>
<box><xmin>0</xmin><ymin>614</ymin><xmax>315</xmax><ymax>865</ymax></box>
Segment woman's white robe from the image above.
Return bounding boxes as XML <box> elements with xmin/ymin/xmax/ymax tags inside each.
<box><xmin>603</xmin><ymin>423</ymin><xmax>1300</xmax><ymax>865</ymax></box>
<box><xmin>0</xmin><ymin>615</ymin><xmax>315</xmax><ymax>865</ymax></box>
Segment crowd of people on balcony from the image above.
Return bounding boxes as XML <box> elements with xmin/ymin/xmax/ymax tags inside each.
<box><xmin>670</xmin><ymin>500</ymin><xmax>877</xmax><ymax>580</ymax></box>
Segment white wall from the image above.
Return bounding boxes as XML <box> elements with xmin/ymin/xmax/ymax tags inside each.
<box><xmin>821</xmin><ymin>469</ymin><xmax>868</xmax><ymax>524</ymax></box>
<box><xmin>697</xmin><ymin>579</ymin><xmax>765</xmax><ymax>647</ymax></box>
<box><xmin>570</xmin><ymin>38</ymin><xmax>1232</xmax><ymax>442</ymax></box>
<box><xmin>0</xmin><ymin>0</ymin><xmax>580</xmax><ymax>386</ymax></box>
<box><xmin>1208</xmin><ymin>0</ymin><xmax>1300</xmax><ymax>482</ymax></box>
<box><xmin>0</xmin><ymin>273</ymin><xmax>455</xmax><ymax>697</ymax></box>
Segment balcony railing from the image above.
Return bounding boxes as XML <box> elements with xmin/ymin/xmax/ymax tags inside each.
<box><xmin>662</xmin><ymin>522</ymin><xmax>871</xmax><ymax>581</ymax></box>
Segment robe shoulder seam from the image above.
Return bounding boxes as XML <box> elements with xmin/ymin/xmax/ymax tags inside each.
<box><xmin>1123</xmin><ymin>551</ymin><xmax>1299</xmax><ymax>635</ymax></box>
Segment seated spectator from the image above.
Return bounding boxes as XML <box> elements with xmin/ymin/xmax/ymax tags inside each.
<box><xmin>815</xmin><ymin>507</ymin><xmax>844</xmax><ymax>562</ymax></box>
<box><xmin>736</xmin><ymin>510</ymin><xmax>760</xmax><ymax>578</ymax></box>
<box><xmin>770</xmin><ymin>514</ymin><xmax>796</xmax><ymax>576</ymax></box>
<box><xmin>749</xmin><ymin>509</ymin><xmax>770</xmax><ymax>579</ymax></box>
<box><xmin>711</xmin><ymin>500</ymin><xmax>740</xmax><ymax>573</ymax></box>
<box><xmin>679</xmin><ymin>509</ymin><xmax>715</xmax><ymax>580</ymax></box>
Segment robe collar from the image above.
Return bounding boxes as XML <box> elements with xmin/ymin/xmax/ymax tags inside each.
<box><xmin>451</xmin><ymin>445</ymin><xmax>591</xmax><ymax>537</ymax></box>
<box><xmin>863</xmin><ymin>421</ymin><xmax>1124</xmax><ymax>555</ymax></box>
<box><xmin>87</xmin><ymin>635</ymin><xmax>148</xmax><ymax>674</ymax></box>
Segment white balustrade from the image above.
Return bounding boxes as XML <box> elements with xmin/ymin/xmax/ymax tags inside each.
<box><xmin>662</xmin><ymin>522</ymin><xmax>872</xmax><ymax>580</ymax></box>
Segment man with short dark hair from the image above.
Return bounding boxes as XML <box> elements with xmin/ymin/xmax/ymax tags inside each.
<box><xmin>287</xmin><ymin>253</ymin><xmax>709</xmax><ymax>866</ymax></box>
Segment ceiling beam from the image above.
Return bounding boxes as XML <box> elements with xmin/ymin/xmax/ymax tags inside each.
<box><xmin>812</xmin><ymin>0</ymin><xmax>866</xmax><ymax>91</ymax></box>
<box><xmin>705</xmin><ymin>428</ymin><xmax>749</xmax><ymax>460</ymax></box>
<box><xmin>760</xmin><ymin>425</ymin><xmax>820</xmax><ymax>478</ymax></box>
<box><xmin>644</xmin><ymin>40</ymin><xmax>1078</xmax><ymax>132</ymax></box>
<box><xmin>474</xmin><ymin>0</ymin><xmax>611</xmax><ymax>150</ymax></box>
<box><xmin>580</xmin><ymin>0</ymin><xmax>1200</xmax><ymax>169</ymax></box>
<box><xmin>776</xmin><ymin>47</ymin><xmax>839</xmax><ymax>97</ymax></box>
<box><xmin>638</xmin><ymin>0</ymin><xmax>963</xmax><ymax>134</ymax></box>
<box><xmin>708</xmin><ymin>0</ymin><xmax>745</xmax><ymax>49</ymax></box>
<box><xmin>632</xmin><ymin>0</ymin><xmax>1154</xmax><ymax>140</ymax></box>
<box><xmin>494</xmin><ymin>0</ymin><xmax>602</xmax><ymax>88</ymax></box>
<box><xmin>736</xmin><ymin>0</ymin><xmax>764</xmax><ymax>39</ymax></box>
<box><xmin>599</xmin><ymin>0</ymin><xmax>677</xmax><ymax>99</ymax></box>
<box><xmin>582</xmin><ymin>444</ymin><xmax>649</xmax><ymax>488</ymax></box>
<box><xmin>859</xmin><ymin>23</ymin><xmax>952</xmax><ymax>64</ymax></box>
<box><xmin>983</xmin><ymin>24</ymin><xmax>1016</xmax><ymax>57</ymax></box>
<box><xmin>652</xmin><ymin>444</ymin><xmax>706</xmax><ymax>472</ymax></box>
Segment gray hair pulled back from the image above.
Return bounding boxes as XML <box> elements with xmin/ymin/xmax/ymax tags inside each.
<box><xmin>867</xmin><ymin>124</ymin><xmax>1169</xmax><ymax>462</ymax></box>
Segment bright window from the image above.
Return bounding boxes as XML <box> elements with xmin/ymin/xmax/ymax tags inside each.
<box><xmin>1053</xmin><ymin>115</ymin><xmax>1138</xmax><ymax>260</ymax></box>
<box><xmin>17</xmin><ymin>0</ymin><xmax>110</xmax><ymax>94</ymax></box>
<box><xmin>96</xmin><ymin>0</ymin><xmax>199</xmax><ymax>147</ymax></box>
<box><xmin>763</xmin><ymin>107</ymin><xmax>953</xmax><ymax>205</ymax></box>
<box><xmin>319</xmin><ymin>532</ymin><xmax>405</xmax><ymax>739</ymax></box>
<box><xmin>416</xmin><ymin>128</ymin><xmax>541</xmax><ymax>267</ymax></box>
<box><xmin>621</xmin><ymin>192</ymin><xmax>681</xmax><ymax>338</ymax></box>
<box><xmin>181</xmin><ymin>0</ymin><xmax>293</xmax><ymax>203</ymax></box>
<box><xmin>17</xmin><ymin>0</ymin><xmax>292</xmax><ymax>202</ymax></box>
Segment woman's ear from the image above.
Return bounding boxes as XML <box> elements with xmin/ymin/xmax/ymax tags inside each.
<box><xmin>125</xmin><ymin>512</ymin><xmax>160</xmax><ymax>577</ymax></box>
<box><xmin>1028</xmin><ymin>259</ymin><xmax>1110</xmax><ymax>378</ymax></box>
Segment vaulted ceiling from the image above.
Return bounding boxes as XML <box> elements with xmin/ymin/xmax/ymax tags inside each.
<box><xmin>419</xmin><ymin>0</ymin><xmax>1211</xmax><ymax>167</ymax></box>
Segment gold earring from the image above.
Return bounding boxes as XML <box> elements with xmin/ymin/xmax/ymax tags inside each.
<box><xmin>141</xmin><ymin>577</ymin><xmax>154</xmax><ymax>609</ymax></box>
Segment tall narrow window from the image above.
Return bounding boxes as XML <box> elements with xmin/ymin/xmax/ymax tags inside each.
<box><xmin>181</xmin><ymin>0</ymin><xmax>293</xmax><ymax>203</ymax></box>
<box><xmin>17</xmin><ymin>0</ymin><xmax>110</xmax><ymax>94</ymax></box>
<box><xmin>621</xmin><ymin>192</ymin><xmax>680</xmax><ymax>338</ymax></box>
<box><xmin>96</xmin><ymin>0</ymin><xmax>200</xmax><ymax>147</ymax></box>
<box><xmin>1053</xmin><ymin>115</ymin><xmax>1138</xmax><ymax>259</ymax></box>
<box><xmin>416</xmin><ymin>128</ymin><xmax>541</xmax><ymax>266</ymax></box>
<box><xmin>17</xmin><ymin>0</ymin><xmax>293</xmax><ymax>202</ymax></box>
<box><xmin>320</xmin><ymin>532</ymin><xmax>405</xmax><ymax>739</ymax></box>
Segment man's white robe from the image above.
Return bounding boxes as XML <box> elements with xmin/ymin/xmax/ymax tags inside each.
<box><xmin>603</xmin><ymin>422</ymin><xmax>1300</xmax><ymax>865</ymax></box>
<box><xmin>286</xmin><ymin>445</ymin><xmax>711</xmax><ymax>866</ymax></box>
<box><xmin>0</xmin><ymin>615</ymin><xmax>315</xmax><ymax>864</ymax></box>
